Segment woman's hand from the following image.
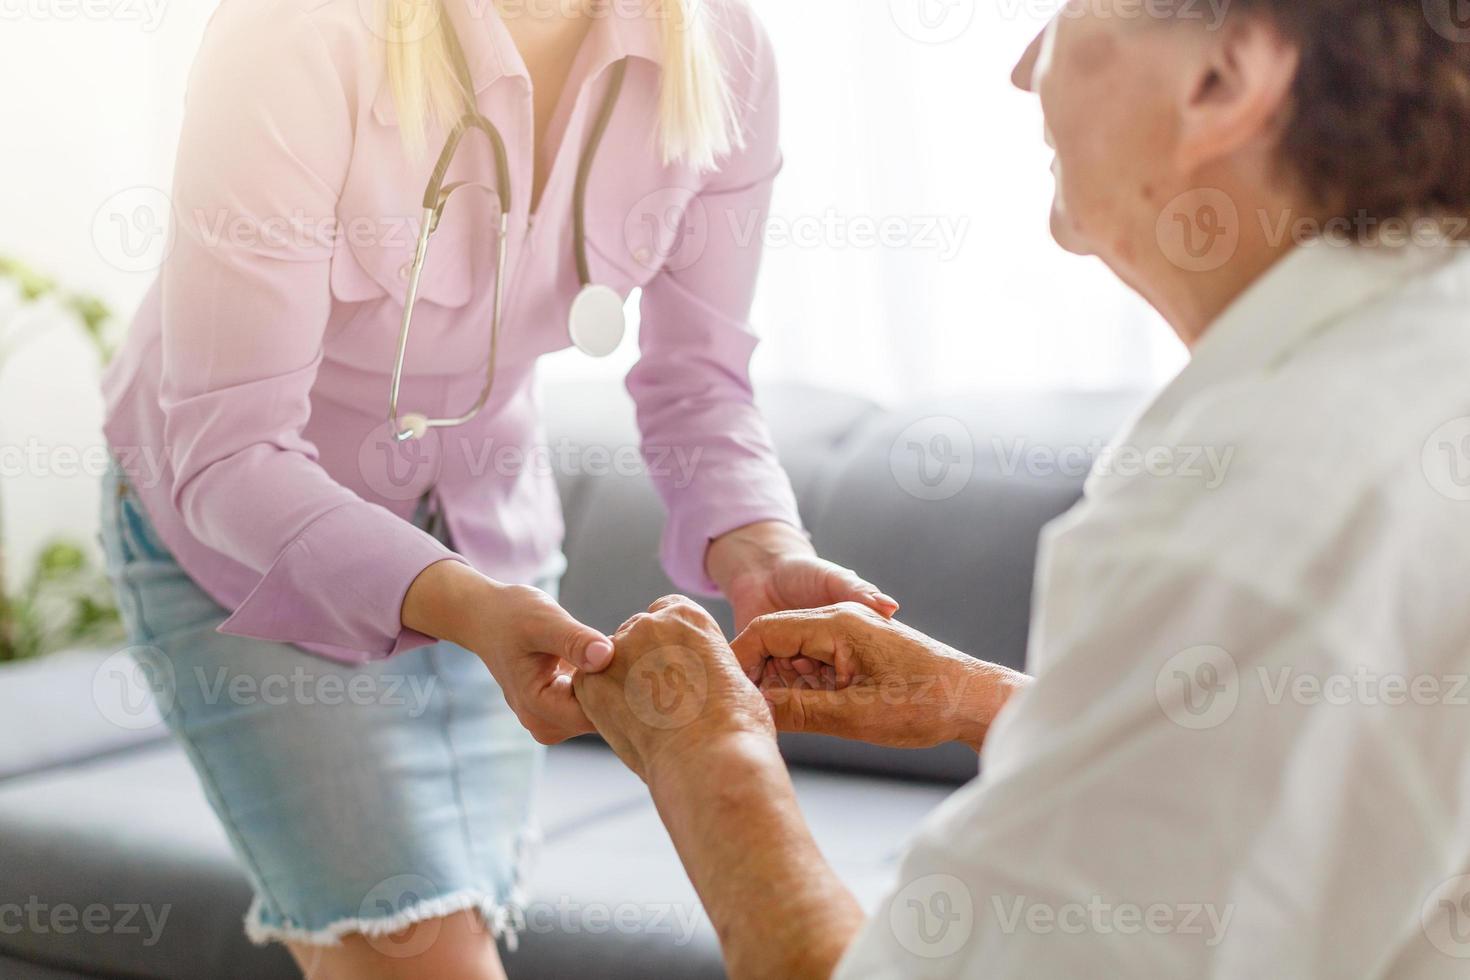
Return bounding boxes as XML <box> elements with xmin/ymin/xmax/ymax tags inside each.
<box><xmin>573</xmin><ymin>595</ymin><xmax>775</xmax><ymax>783</ymax></box>
<box><xmin>403</xmin><ymin>560</ymin><xmax>614</xmax><ymax>744</ymax></box>
<box><xmin>731</xmin><ymin>603</ymin><xmax>1028</xmax><ymax>752</ymax></box>
<box><xmin>706</xmin><ymin>521</ymin><xmax>899</xmax><ymax>632</ymax></box>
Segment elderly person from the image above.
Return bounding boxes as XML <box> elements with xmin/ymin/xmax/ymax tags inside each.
<box><xmin>573</xmin><ymin>1</ymin><xmax>1470</xmax><ymax>977</ymax></box>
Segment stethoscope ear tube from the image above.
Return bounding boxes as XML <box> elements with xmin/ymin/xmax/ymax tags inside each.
<box><xmin>389</xmin><ymin>9</ymin><xmax>630</xmax><ymax>442</ymax></box>
<box><xmin>423</xmin><ymin>114</ymin><xmax>512</xmax><ymax>222</ymax></box>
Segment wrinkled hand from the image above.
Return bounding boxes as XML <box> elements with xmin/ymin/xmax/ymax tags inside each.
<box><xmin>573</xmin><ymin>596</ymin><xmax>775</xmax><ymax>782</ymax></box>
<box><xmin>707</xmin><ymin>521</ymin><xmax>899</xmax><ymax>632</ymax></box>
<box><xmin>731</xmin><ymin>603</ymin><xmax>1027</xmax><ymax>751</ymax></box>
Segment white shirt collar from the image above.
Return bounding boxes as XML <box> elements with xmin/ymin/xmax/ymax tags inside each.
<box><xmin>1131</xmin><ymin>238</ymin><xmax>1460</xmax><ymax>435</ymax></box>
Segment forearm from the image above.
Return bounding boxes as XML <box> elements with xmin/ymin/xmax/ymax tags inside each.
<box><xmin>647</xmin><ymin>733</ymin><xmax>866</xmax><ymax>980</ymax></box>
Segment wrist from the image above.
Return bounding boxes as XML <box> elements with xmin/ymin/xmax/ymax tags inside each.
<box><xmin>952</xmin><ymin>661</ymin><xmax>1029</xmax><ymax>752</ymax></box>
<box><xmin>646</xmin><ymin>727</ymin><xmax>784</xmax><ymax>803</ymax></box>
<box><xmin>705</xmin><ymin>520</ymin><xmax>812</xmax><ymax>593</ymax></box>
<box><xmin>402</xmin><ymin>559</ymin><xmax>502</xmax><ymax>654</ymax></box>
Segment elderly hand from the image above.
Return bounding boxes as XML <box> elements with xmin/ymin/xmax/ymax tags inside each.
<box><xmin>731</xmin><ymin>603</ymin><xmax>1028</xmax><ymax>752</ymax></box>
<box><xmin>705</xmin><ymin>522</ymin><xmax>899</xmax><ymax>632</ymax></box>
<box><xmin>573</xmin><ymin>596</ymin><xmax>775</xmax><ymax>782</ymax></box>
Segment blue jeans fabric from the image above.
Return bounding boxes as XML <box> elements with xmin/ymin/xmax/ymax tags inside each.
<box><xmin>99</xmin><ymin>462</ymin><xmax>547</xmax><ymax>947</ymax></box>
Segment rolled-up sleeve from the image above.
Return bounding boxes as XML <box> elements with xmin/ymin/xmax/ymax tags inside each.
<box><xmin>626</xmin><ymin>18</ymin><xmax>802</xmax><ymax>595</ymax></box>
<box><xmin>158</xmin><ymin>9</ymin><xmax>461</xmax><ymax>659</ymax></box>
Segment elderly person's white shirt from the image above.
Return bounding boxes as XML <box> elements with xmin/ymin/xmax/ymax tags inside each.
<box><xmin>836</xmin><ymin>239</ymin><xmax>1470</xmax><ymax>978</ymax></box>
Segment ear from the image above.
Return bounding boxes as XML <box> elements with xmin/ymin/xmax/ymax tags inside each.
<box><xmin>1175</xmin><ymin>17</ymin><xmax>1300</xmax><ymax>174</ymax></box>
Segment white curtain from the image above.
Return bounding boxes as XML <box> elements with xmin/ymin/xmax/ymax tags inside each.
<box><xmin>743</xmin><ymin>0</ymin><xmax>1184</xmax><ymax>402</ymax></box>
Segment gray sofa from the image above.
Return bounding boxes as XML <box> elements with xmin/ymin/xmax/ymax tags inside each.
<box><xmin>0</xmin><ymin>382</ymin><xmax>1142</xmax><ymax>979</ymax></box>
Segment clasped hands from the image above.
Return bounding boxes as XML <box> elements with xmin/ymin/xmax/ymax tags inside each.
<box><xmin>572</xmin><ymin>593</ymin><xmax>1027</xmax><ymax>784</ymax></box>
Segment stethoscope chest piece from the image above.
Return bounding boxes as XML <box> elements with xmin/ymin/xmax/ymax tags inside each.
<box><xmin>568</xmin><ymin>283</ymin><xmax>627</xmax><ymax>358</ymax></box>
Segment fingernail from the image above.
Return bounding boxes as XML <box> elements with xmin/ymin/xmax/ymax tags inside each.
<box><xmin>586</xmin><ymin>639</ymin><xmax>614</xmax><ymax>671</ymax></box>
<box><xmin>873</xmin><ymin>592</ymin><xmax>899</xmax><ymax>608</ymax></box>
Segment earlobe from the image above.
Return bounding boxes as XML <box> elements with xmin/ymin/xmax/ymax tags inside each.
<box><xmin>1175</xmin><ymin>20</ymin><xmax>1300</xmax><ymax>175</ymax></box>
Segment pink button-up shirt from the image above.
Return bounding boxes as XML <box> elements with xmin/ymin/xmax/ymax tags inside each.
<box><xmin>102</xmin><ymin>0</ymin><xmax>800</xmax><ymax>664</ymax></box>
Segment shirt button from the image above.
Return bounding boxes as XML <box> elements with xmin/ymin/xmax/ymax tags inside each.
<box><xmin>398</xmin><ymin>262</ymin><xmax>412</xmax><ymax>281</ymax></box>
<box><xmin>634</xmin><ymin>247</ymin><xmax>653</xmax><ymax>266</ymax></box>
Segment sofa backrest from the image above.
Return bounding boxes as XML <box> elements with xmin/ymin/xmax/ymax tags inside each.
<box><xmin>546</xmin><ymin>381</ymin><xmax>1147</xmax><ymax>785</ymax></box>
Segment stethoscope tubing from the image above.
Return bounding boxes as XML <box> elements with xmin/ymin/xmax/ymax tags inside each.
<box><xmin>389</xmin><ymin>8</ymin><xmax>627</xmax><ymax>442</ymax></box>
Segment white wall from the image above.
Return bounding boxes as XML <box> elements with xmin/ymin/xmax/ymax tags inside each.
<box><xmin>0</xmin><ymin>3</ymin><xmax>217</xmax><ymax>585</ymax></box>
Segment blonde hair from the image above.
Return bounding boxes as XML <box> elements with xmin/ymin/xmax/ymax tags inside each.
<box><xmin>384</xmin><ymin>0</ymin><xmax>741</xmax><ymax>171</ymax></box>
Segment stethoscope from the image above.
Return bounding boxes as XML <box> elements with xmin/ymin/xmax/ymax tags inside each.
<box><xmin>389</xmin><ymin>17</ymin><xmax>631</xmax><ymax>442</ymax></box>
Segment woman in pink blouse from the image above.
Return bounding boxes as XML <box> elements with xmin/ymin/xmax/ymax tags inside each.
<box><xmin>98</xmin><ymin>1</ymin><xmax>894</xmax><ymax>976</ymax></box>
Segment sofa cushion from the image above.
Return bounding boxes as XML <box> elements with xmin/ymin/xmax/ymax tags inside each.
<box><xmin>0</xmin><ymin>736</ymin><xmax>951</xmax><ymax>980</ymax></box>
<box><xmin>0</xmin><ymin>649</ymin><xmax>167</xmax><ymax>783</ymax></box>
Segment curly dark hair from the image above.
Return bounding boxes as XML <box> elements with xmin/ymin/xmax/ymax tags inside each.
<box><xmin>1224</xmin><ymin>0</ymin><xmax>1470</xmax><ymax>233</ymax></box>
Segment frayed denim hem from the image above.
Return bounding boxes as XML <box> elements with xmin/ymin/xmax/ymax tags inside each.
<box><xmin>244</xmin><ymin>888</ymin><xmax>529</xmax><ymax>952</ymax></box>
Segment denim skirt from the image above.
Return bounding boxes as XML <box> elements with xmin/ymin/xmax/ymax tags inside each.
<box><xmin>99</xmin><ymin>461</ymin><xmax>549</xmax><ymax>948</ymax></box>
